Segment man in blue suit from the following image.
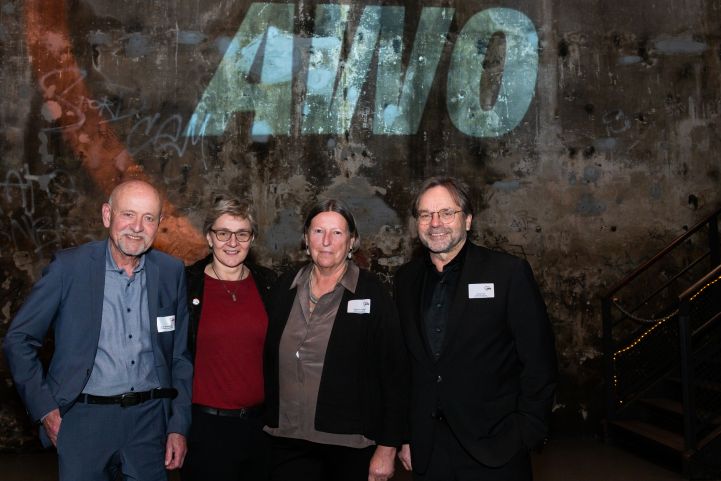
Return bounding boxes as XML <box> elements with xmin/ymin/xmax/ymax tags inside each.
<box><xmin>3</xmin><ymin>179</ymin><xmax>193</xmax><ymax>481</ymax></box>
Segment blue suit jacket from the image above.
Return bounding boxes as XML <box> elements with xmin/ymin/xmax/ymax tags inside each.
<box><xmin>3</xmin><ymin>240</ymin><xmax>193</xmax><ymax>446</ymax></box>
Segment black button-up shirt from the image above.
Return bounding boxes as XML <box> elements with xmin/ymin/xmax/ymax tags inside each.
<box><xmin>421</xmin><ymin>241</ymin><xmax>468</xmax><ymax>360</ymax></box>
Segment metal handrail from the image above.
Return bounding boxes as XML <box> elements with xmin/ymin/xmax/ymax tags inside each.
<box><xmin>603</xmin><ymin>207</ymin><xmax>721</xmax><ymax>425</ymax></box>
<box><xmin>616</xmin><ymin>251</ymin><xmax>710</xmax><ymax>325</ymax></box>
<box><xmin>678</xmin><ymin>264</ymin><xmax>721</xmax><ymax>454</ymax></box>
<box><xmin>679</xmin><ymin>263</ymin><xmax>721</xmax><ymax>302</ymax></box>
<box><xmin>604</xmin><ymin>207</ymin><xmax>721</xmax><ymax>299</ymax></box>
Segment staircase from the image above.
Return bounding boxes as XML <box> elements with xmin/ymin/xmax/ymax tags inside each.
<box><xmin>602</xmin><ymin>207</ymin><xmax>721</xmax><ymax>479</ymax></box>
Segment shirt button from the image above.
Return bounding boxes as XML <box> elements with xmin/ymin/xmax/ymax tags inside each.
<box><xmin>131</xmin><ymin>360</ymin><xmax>135</xmax><ymax>365</ymax></box>
<box><xmin>127</xmin><ymin>308</ymin><xmax>131</xmax><ymax>312</ymax></box>
<box><xmin>436</xmin><ymin>303</ymin><xmax>442</xmax><ymax>308</ymax></box>
<box><xmin>435</xmin><ymin>328</ymin><xmax>442</xmax><ymax>333</ymax></box>
<box><xmin>128</xmin><ymin>334</ymin><xmax>133</xmax><ymax>339</ymax></box>
<box><xmin>437</xmin><ymin>375</ymin><xmax>442</xmax><ymax>383</ymax></box>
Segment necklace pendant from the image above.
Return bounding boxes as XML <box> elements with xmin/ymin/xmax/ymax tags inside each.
<box><xmin>231</xmin><ymin>292</ymin><xmax>237</xmax><ymax>302</ymax></box>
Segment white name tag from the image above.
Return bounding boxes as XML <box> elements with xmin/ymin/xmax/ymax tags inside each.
<box><xmin>347</xmin><ymin>299</ymin><xmax>371</xmax><ymax>314</ymax></box>
<box><xmin>156</xmin><ymin>315</ymin><xmax>175</xmax><ymax>332</ymax></box>
<box><xmin>468</xmin><ymin>283</ymin><xmax>495</xmax><ymax>299</ymax></box>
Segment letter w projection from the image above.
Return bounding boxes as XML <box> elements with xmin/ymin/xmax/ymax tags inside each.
<box><xmin>301</xmin><ymin>5</ymin><xmax>453</xmax><ymax>135</ymax></box>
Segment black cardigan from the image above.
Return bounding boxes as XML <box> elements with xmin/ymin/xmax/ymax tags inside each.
<box><xmin>263</xmin><ymin>266</ymin><xmax>409</xmax><ymax>447</ymax></box>
<box><xmin>185</xmin><ymin>254</ymin><xmax>277</xmax><ymax>359</ymax></box>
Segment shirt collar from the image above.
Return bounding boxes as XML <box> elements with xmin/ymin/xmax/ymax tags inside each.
<box><xmin>105</xmin><ymin>239</ymin><xmax>146</xmax><ymax>274</ymax></box>
<box><xmin>424</xmin><ymin>238</ymin><xmax>468</xmax><ymax>274</ymax></box>
<box><xmin>291</xmin><ymin>261</ymin><xmax>359</xmax><ymax>294</ymax></box>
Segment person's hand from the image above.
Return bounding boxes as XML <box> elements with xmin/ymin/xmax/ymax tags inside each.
<box><xmin>368</xmin><ymin>445</ymin><xmax>396</xmax><ymax>481</ymax></box>
<box><xmin>165</xmin><ymin>433</ymin><xmax>187</xmax><ymax>470</ymax></box>
<box><xmin>42</xmin><ymin>409</ymin><xmax>62</xmax><ymax>446</ymax></box>
<box><xmin>398</xmin><ymin>443</ymin><xmax>412</xmax><ymax>471</ymax></box>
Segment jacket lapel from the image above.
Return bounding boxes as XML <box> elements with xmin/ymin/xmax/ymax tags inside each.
<box><xmin>402</xmin><ymin>261</ymin><xmax>434</xmax><ymax>366</ymax></box>
<box><xmin>441</xmin><ymin>242</ymin><xmax>483</xmax><ymax>357</ymax></box>
<box><xmin>146</xmin><ymin>252</ymin><xmax>160</xmax><ymax>349</ymax></box>
<box><xmin>90</xmin><ymin>242</ymin><xmax>106</xmax><ymax>340</ymax></box>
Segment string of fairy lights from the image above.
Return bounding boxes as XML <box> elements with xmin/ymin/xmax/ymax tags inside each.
<box><xmin>611</xmin><ymin>272</ymin><xmax>721</xmax><ymax>405</ymax></box>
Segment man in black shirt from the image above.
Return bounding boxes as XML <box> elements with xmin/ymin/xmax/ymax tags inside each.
<box><xmin>394</xmin><ymin>176</ymin><xmax>557</xmax><ymax>481</ymax></box>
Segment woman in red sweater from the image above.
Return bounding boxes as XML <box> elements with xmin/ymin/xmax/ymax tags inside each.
<box><xmin>181</xmin><ymin>195</ymin><xmax>276</xmax><ymax>481</ymax></box>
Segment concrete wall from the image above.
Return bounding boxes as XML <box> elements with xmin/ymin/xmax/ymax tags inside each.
<box><xmin>1</xmin><ymin>0</ymin><xmax>720</xmax><ymax>448</ymax></box>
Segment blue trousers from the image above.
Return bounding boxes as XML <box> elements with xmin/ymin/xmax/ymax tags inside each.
<box><xmin>56</xmin><ymin>399</ymin><xmax>168</xmax><ymax>481</ymax></box>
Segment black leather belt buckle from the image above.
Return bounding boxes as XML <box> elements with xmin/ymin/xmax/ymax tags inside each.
<box><xmin>120</xmin><ymin>392</ymin><xmax>140</xmax><ymax>407</ymax></box>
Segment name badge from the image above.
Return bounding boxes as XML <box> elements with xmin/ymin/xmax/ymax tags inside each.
<box><xmin>157</xmin><ymin>315</ymin><xmax>175</xmax><ymax>332</ymax></box>
<box><xmin>468</xmin><ymin>283</ymin><xmax>495</xmax><ymax>299</ymax></box>
<box><xmin>347</xmin><ymin>299</ymin><xmax>371</xmax><ymax>314</ymax></box>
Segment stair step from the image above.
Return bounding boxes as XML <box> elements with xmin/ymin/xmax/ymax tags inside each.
<box><xmin>611</xmin><ymin>419</ymin><xmax>686</xmax><ymax>452</ymax></box>
<box><xmin>640</xmin><ymin>398</ymin><xmax>683</xmax><ymax>415</ymax></box>
<box><xmin>667</xmin><ymin>377</ymin><xmax>721</xmax><ymax>393</ymax></box>
<box><xmin>639</xmin><ymin>397</ymin><xmax>721</xmax><ymax>425</ymax></box>
<box><xmin>699</xmin><ymin>423</ymin><xmax>721</xmax><ymax>449</ymax></box>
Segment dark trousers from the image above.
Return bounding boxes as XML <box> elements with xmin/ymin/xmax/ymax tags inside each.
<box><xmin>56</xmin><ymin>399</ymin><xmax>167</xmax><ymax>481</ymax></box>
<box><xmin>269</xmin><ymin>435</ymin><xmax>375</xmax><ymax>481</ymax></box>
<box><xmin>181</xmin><ymin>406</ymin><xmax>269</xmax><ymax>481</ymax></box>
<box><xmin>414</xmin><ymin>420</ymin><xmax>532</xmax><ymax>481</ymax></box>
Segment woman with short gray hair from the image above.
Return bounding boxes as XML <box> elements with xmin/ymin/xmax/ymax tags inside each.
<box><xmin>181</xmin><ymin>194</ymin><xmax>276</xmax><ymax>481</ymax></box>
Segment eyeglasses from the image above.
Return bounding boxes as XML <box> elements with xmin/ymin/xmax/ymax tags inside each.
<box><xmin>416</xmin><ymin>209</ymin><xmax>462</xmax><ymax>225</ymax></box>
<box><xmin>210</xmin><ymin>229</ymin><xmax>253</xmax><ymax>243</ymax></box>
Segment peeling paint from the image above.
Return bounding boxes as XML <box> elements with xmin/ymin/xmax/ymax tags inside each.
<box><xmin>617</xmin><ymin>55</ymin><xmax>642</xmax><ymax>65</ymax></box>
<box><xmin>177</xmin><ymin>30</ymin><xmax>206</xmax><ymax>45</ymax></box>
<box><xmin>378</xmin><ymin>255</ymin><xmax>406</xmax><ymax>267</ymax></box>
<box><xmin>124</xmin><ymin>32</ymin><xmax>152</xmax><ymax>58</ymax></box>
<box><xmin>575</xmin><ymin>193</ymin><xmax>606</xmax><ymax>216</ymax></box>
<box><xmin>87</xmin><ymin>30</ymin><xmax>111</xmax><ymax>46</ymax></box>
<box><xmin>582</xmin><ymin>166</ymin><xmax>601</xmax><ymax>184</ymax></box>
<box><xmin>654</xmin><ymin>34</ymin><xmax>707</xmax><ymax>55</ymax></box>
<box><xmin>215</xmin><ymin>35</ymin><xmax>232</xmax><ymax>54</ymax></box>
<box><xmin>492</xmin><ymin>180</ymin><xmax>521</xmax><ymax>192</ymax></box>
<box><xmin>593</xmin><ymin>137</ymin><xmax>616</xmax><ymax>152</ymax></box>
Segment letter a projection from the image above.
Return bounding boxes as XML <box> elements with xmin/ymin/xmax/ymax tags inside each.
<box><xmin>190</xmin><ymin>3</ymin><xmax>294</xmax><ymax>137</ymax></box>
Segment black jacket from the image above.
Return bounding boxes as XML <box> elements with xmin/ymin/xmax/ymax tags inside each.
<box><xmin>185</xmin><ymin>254</ymin><xmax>277</xmax><ymax>359</ymax></box>
<box><xmin>264</xmin><ymin>266</ymin><xmax>409</xmax><ymax>447</ymax></box>
<box><xmin>394</xmin><ymin>242</ymin><xmax>557</xmax><ymax>471</ymax></box>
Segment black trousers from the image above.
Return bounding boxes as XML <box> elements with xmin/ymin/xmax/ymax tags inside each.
<box><xmin>269</xmin><ymin>435</ymin><xmax>375</xmax><ymax>481</ymax></box>
<box><xmin>414</xmin><ymin>420</ymin><xmax>532</xmax><ymax>481</ymax></box>
<box><xmin>180</xmin><ymin>406</ymin><xmax>269</xmax><ymax>481</ymax></box>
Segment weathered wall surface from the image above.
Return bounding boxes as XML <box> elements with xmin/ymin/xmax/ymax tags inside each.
<box><xmin>1</xmin><ymin>0</ymin><xmax>720</xmax><ymax>448</ymax></box>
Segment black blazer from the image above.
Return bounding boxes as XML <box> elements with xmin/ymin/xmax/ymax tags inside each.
<box><xmin>394</xmin><ymin>242</ymin><xmax>557</xmax><ymax>471</ymax></box>
<box><xmin>185</xmin><ymin>254</ymin><xmax>277</xmax><ymax>359</ymax></box>
<box><xmin>264</xmin><ymin>266</ymin><xmax>409</xmax><ymax>447</ymax></box>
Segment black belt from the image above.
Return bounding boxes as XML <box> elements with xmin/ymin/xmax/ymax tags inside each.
<box><xmin>193</xmin><ymin>403</ymin><xmax>263</xmax><ymax>419</ymax></box>
<box><xmin>77</xmin><ymin>388</ymin><xmax>177</xmax><ymax>408</ymax></box>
